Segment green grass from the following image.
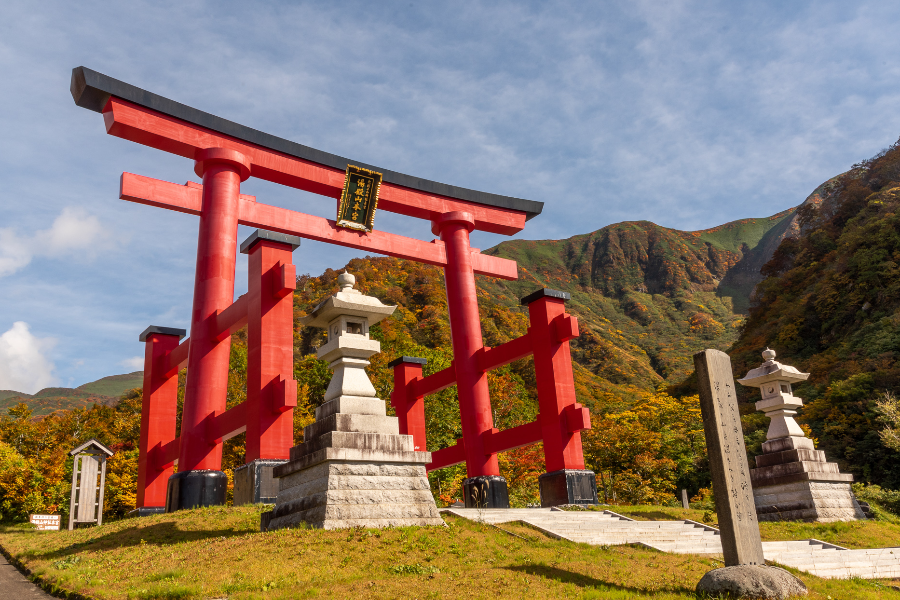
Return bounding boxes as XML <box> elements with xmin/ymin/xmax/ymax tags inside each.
<box><xmin>0</xmin><ymin>505</ymin><xmax>897</xmax><ymax>599</ymax></box>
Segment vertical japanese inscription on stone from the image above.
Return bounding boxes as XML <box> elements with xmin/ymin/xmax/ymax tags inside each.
<box><xmin>337</xmin><ymin>165</ymin><xmax>382</xmax><ymax>232</ymax></box>
<box><xmin>694</xmin><ymin>349</ymin><xmax>765</xmax><ymax>566</ymax></box>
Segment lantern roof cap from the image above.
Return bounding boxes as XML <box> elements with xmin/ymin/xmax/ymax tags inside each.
<box><xmin>300</xmin><ymin>272</ymin><xmax>396</xmax><ymax>328</ymax></box>
<box><xmin>737</xmin><ymin>348</ymin><xmax>810</xmax><ymax>388</ymax></box>
<box><xmin>69</xmin><ymin>438</ymin><xmax>114</xmax><ymax>457</ymax></box>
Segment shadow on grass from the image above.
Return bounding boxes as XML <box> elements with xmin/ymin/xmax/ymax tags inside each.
<box><xmin>505</xmin><ymin>564</ymin><xmax>694</xmax><ymax>596</ymax></box>
<box><xmin>27</xmin><ymin>520</ymin><xmax>251</xmax><ymax>560</ymax></box>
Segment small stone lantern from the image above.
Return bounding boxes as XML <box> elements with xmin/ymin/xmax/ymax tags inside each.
<box><xmin>738</xmin><ymin>348</ymin><xmax>865</xmax><ymax>522</ymax></box>
<box><xmin>312</xmin><ymin>272</ymin><xmax>394</xmax><ymax>405</ymax></box>
<box><xmin>738</xmin><ymin>348</ymin><xmax>809</xmax><ymax>441</ymax></box>
<box><xmin>265</xmin><ymin>272</ymin><xmax>443</xmax><ymax>530</ymax></box>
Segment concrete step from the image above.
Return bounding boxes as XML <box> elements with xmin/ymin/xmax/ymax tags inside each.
<box><xmin>440</xmin><ymin>508</ymin><xmax>900</xmax><ymax>580</ymax></box>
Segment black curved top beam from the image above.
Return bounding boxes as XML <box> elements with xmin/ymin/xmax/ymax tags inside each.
<box><xmin>70</xmin><ymin>66</ymin><xmax>543</xmax><ymax>221</ymax></box>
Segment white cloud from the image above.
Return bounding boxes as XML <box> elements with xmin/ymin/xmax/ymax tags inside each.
<box><xmin>0</xmin><ymin>208</ymin><xmax>113</xmax><ymax>278</ymax></box>
<box><xmin>36</xmin><ymin>207</ymin><xmax>109</xmax><ymax>257</ymax></box>
<box><xmin>120</xmin><ymin>356</ymin><xmax>144</xmax><ymax>370</ymax></box>
<box><xmin>0</xmin><ymin>322</ymin><xmax>57</xmax><ymax>394</ymax></box>
<box><xmin>0</xmin><ymin>228</ymin><xmax>32</xmax><ymax>277</ymax></box>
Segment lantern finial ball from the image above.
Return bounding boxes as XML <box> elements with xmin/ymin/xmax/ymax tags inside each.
<box><xmin>762</xmin><ymin>347</ymin><xmax>776</xmax><ymax>362</ymax></box>
<box><xmin>338</xmin><ymin>271</ymin><xmax>356</xmax><ymax>292</ymax></box>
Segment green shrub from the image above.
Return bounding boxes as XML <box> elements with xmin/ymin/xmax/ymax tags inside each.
<box><xmin>853</xmin><ymin>482</ymin><xmax>900</xmax><ymax>516</ymax></box>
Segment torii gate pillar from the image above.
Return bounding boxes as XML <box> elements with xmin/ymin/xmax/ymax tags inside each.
<box><xmin>166</xmin><ymin>149</ymin><xmax>251</xmax><ymax>511</ymax></box>
<box><xmin>433</xmin><ymin>211</ymin><xmax>508</xmax><ymax>507</ymax></box>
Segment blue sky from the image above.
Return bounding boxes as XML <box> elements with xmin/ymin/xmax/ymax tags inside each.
<box><xmin>1</xmin><ymin>1</ymin><xmax>899</xmax><ymax>393</ymax></box>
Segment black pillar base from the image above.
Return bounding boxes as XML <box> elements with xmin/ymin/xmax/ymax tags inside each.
<box><xmin>538</xmin><ymin>469</ymin><xmax>599</xmax><ymax>507</ymax></box>
<box><xmin>165</xmin><ymin>470</ymin><xmax>227</xmax><ymax>512</ymax></box>
<box><xmin>463</xmin><ymin>475</ymin><xmax>509</xmax><ymax>508</ymax></box>
<box><xmin>233</xmin><ymin>459</ymin><xmax>286</xmax><ymax>505</ymax></box>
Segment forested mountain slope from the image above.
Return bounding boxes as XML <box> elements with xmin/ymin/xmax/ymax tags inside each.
<box><xmin>0</xmin><ymin>372</ymin><xmax>144</xmax><ymax>416</ymax></box>
<box><xmin>729</xmin><ymin>139</ymin><xmax>900</xmax><ymax>489</ymax></box>
<box><xmin>478</xmin><ymin>209</ymin><xmax>796</xmax><ymax>405</ymax></box>
<box><xmin>0</xmin><ymin>183</ymin><xmax>811</xmax><ymax>513</ymax></box>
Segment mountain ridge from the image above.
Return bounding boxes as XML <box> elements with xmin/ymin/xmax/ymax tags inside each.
<box><xmin>0</xmin><ymin>372</ymin><xmax>144</xmax><ymax>416</ymax></box>
<box><xmin>477</xmin><ymin>205</ymin><xmax>799</xmax><ymax>402</ymax></box>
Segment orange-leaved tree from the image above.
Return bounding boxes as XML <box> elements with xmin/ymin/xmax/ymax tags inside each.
<box><xmin>582</xmin><ymin>391</ymin><xmax>707</xmax><ymax>504</ymax></box>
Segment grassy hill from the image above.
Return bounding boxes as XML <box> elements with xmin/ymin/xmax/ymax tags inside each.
<box><xmin>0</xmin><ymin>505</ymin><xmax>894</xmax><ymax>599</ymax></box>
<box><xmin>77</xmin><ymin>371</ymin><xmax>143</xmax><ymax>397</ymax></box>
<box><xmin>0</xmin><ymin>372</ymin><xmax>143</xmax><ymax>416</ymax></box>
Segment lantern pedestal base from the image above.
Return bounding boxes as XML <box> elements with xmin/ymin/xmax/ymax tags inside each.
<box><xmin>538</xmin><ymin>469</ymin><xmax>599</xmax><ymax>507</ymax></box>
<box><xmin>751</xmin><ymin>436</ymin><xmax>864</xmax><ymax>522</ymax></box>
<box><xmin>463</xmin><ymin>475</ymin><xmax>510</xmax><ymax>508</ymax></box>
<box><xmin>165</xmin><ymin>470</ymin><xmax>227</xmax><ymax>512</ymax></box>
<box><xmin>266</xmin><ymin>398</ymin><xmax>443</xmax><ymax>530</ymax></box>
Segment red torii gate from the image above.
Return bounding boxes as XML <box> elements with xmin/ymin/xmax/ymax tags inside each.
<box><xmin>70</xmin><ymin>66</ymin><xmax>598</xmax><ymax>510</ymax></box>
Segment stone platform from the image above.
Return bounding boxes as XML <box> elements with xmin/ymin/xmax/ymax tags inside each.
<box><xmin>266</xmin><ymin>395</ymin><xmax>444</xmax><ymax>530</ymax></box>
<box><xmin>751</xmin><ymin>436</ymin><xmax>865</xmax><ymax>522</ymax></box>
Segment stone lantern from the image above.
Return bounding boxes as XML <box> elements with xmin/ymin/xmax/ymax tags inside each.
<box><xmin>738</xmin><ymin>348</ymin><xmax>865</xmax><ymax>522</ymax></box>
<box><xmin>265</xmin><ymin>273</ymin><xmax>443</xmax><ymax>530</ymax></box>
<box><xmin>739</xmin><ymin>348</ymin><xmax>809</xmax><ymax>441</ymax></box>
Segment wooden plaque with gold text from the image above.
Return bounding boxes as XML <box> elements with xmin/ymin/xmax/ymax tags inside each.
<box><xmin>336</xmin><ymin>165</ymin><xmax>382</xmax><ymax>232</ymax></box>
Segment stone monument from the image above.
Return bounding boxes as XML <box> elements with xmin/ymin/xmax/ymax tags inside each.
<box><xmin>265</xmin><ymin>273</ymin><xmax>444</xmax><ymax>530</ymax></box>
<box><xmin>693</xmin><ymin>350</ymin><xmax>807</xmax><ymax>599</ymax></box>
<box><xmin>739</xmin><ymin>348</ymin><xmax>865</xmax><ymax>522</ymax></box>
<box><xmin>68</xmin><ymin>439</ymin><xmax>113</xmax><ymax>530</ymax></box>
<box><xmin>694</xmin><ymin>349</ymin><xmax>765</xmax><ymax>566</ymax></box>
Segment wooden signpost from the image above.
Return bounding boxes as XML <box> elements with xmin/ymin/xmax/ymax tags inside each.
<box><xmin>694</xmin><ymin>349</ymin><xmax>765</xmax><ymax>566</ymax></box>
<box><xmin>68</xmin><ymin>439</ymin><xmax>114</xmax><ymax>530</ymax></box>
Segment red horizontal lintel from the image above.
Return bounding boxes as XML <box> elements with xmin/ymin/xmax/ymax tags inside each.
<box><xmin>208</xmin><ymin>403</ymin><xmax>247</xmax><ymax>445</ymax></box>
<box><xmin>163</xmin><ymin>338</ymin><xmax>191</xmax><ymax>379</ymax></box>
<box><xmin>105</xmin><ymin>97</ymin><xmax>527</xmax><ymax>235</ymax></box>
<box><xmin>553</xmin><ymin>314</ymin><xmax>579</xmax><ymax>343</ymax></box>
<box><xmin>485</xmin><ymin>421</ymin><xmax>542</xmax><ymax>454</ymax></box>
<box><xmin>152</xmin><ymin>437</ymin><xmax>180</xmax><ymax>470</ymax></box>
<box><xmin>120</xmin><ymin>173</ymin><xmax>518</xmax><ymax>280</ymax></box>
<box><xmin>476</xmin><ymin>334</ymin><xmax>534</xmax><ymax>373</ymax></box>
<box><xmin>412</xmin><ymin>363</ymin><xmax>457</xmax><ymax>398</ymax></box>
<box><xmin>426</xmin><ymin>440</ymin><xmax>466</xmax><ymax>471</ymax></box>
<box><xmin>214</xmin><ymin>295</ymin><xmax>248</xmax><ymax>342</ymax></box>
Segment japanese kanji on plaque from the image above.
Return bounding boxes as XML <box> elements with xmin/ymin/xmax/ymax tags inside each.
<box><xmin>337</xmin><ymin>165</ymin><xmax>382</xmax><ymax>232</ymax></box>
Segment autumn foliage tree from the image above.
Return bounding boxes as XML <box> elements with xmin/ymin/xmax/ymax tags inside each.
<box><xmin>0</xmin><ymin>389</ymin><xmax>143</xmax><ymax>522</ymax></box>
<box><xmin>582</xmin><ymin>391</ymin><xmax>708</xmax><ymax>504</ymax></box>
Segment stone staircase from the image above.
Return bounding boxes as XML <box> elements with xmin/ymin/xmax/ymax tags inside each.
<box><xmin>442</xmin><ymin>508</ymin><xmax>900</xmax><ymax>579</ymax></box>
